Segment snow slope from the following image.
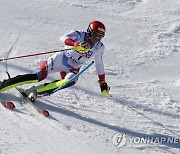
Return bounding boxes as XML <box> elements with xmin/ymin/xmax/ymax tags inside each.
<box><xmin>0</xmin><ymin>0</ymin><xmax>180</xmax><ymax>153</ymax></box>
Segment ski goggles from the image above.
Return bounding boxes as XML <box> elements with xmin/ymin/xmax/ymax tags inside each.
<box><xmin>91</xmin><ymin>31</ymin><xmax>104</xmax><ymax>40</ymax></box>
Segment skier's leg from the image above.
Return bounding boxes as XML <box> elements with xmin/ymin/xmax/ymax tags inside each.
<box><xmin>0</xmin><ymin>74</ymin><xmax>39</xmax><ymax>92</ymax></box>
<box><xmin>26</xmin><ymin>52</ymin><xmax>80</xmax><ymax>95</ymax></box>
<box><xmin>35</xmin><ymin>72</ymin><xmax>78</xmax><ymax>95</ymax></box>
<box><xmin>22</xmin><ymin>52</ymin><xmax>80</xmax><ymax>96</ymax></box>
<box><xmin>0</xmin><ymin>54</ymin><xmax>53</xmax><ymax>92</ymax></box>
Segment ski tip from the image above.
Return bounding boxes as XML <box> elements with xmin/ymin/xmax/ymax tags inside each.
<box><xmin>5</xmin><ymin>101</ymin><xmax>15</xmax><ymax>110</ymax></box>
<box><xmin>41</xmin><ymin>110</ymin><xmax>49</xmax><ymax>117</ymax></box>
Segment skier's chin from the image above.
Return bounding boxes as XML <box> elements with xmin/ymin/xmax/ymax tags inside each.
<box><xmin>90</xmin><ymin>38</ymin><xmax>99</xmax><ymax>44</ymax></box>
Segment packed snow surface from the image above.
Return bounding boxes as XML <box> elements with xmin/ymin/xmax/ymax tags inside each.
<box><xmin>0</xmin><ymin>0</ymin><xmax>180</xmax><ymax>153</ymax></box>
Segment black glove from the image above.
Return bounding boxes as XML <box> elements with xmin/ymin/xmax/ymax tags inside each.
<box><xmin>99</xmin><ymin>80</ymin><xmax>110</xmax><ymax>92</ymax></box>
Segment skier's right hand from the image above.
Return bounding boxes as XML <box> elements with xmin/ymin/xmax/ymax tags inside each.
<box><xmin>64</xmin><ymin>38</ymin><xmax>90</xmax><ymax>53</ymax></box>
<box><xmin>73</xmin><ymin>42</ymin><xmax>90</xmax><ymax>53</ymax></box>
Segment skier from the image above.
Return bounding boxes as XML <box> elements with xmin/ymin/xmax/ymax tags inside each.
<box><xmin>0</xmin><ymin>20</ymin><xmax>110</xmax><ymax>100</ymax></box>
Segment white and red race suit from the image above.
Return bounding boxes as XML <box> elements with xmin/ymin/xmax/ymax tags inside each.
<box><xmin>36</xmin><ymin>30</ymin><xmax>106</xmax><ymax>82</ymax></box>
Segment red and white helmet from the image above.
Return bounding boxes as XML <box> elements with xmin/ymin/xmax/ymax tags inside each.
<box><xmin>87</xmin><ymin>21</ymin><xmax>106</xmax><ymax>40</ymax></box>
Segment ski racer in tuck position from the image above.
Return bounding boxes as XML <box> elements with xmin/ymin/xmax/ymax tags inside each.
<box><xmin>0</xmin><ymin>20</ymin><xmax>110</xmax><ymax>100</ymax></box>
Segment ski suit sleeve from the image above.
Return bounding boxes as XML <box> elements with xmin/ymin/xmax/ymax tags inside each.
<box><xmin>94</xmin><ymin>44</ymin><xmax>106</xmax><ymax>81</ymax></box>
<box><xmin>95</xmin><ymin>44</ymin><xmax>110</xmax><ymax>93</ymax></box>
<box><xmin>59</xmin><ymin>30</ymin><xmax>81</xmax><ymax>46</ymax></box>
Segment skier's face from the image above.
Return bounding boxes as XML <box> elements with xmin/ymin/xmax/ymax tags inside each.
<box><xmin>89</xmin><ymin>32</ymin><xmax>104</xmax><ymax>44</ymax></box>
<box><xmin>89</xmin><ymin>36</ymin><xmax>100</xmax><ymax>44</ymax></box>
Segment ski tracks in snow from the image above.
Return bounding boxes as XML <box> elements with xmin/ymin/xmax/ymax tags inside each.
<box><xmin>153</xmin><ymin>22</ymin><xmax>180</xmax><ymax>58</ymax></box>
<box><xmin>3</xmin><ymin>32</ymin><xmax>20</xmax><ymax>72</ymax></box>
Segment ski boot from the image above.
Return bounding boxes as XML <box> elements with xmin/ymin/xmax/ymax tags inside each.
<box><xmin>19</xmin><ymin>87</ymin><xmax>38</xmax><ymax>102</ymax></box>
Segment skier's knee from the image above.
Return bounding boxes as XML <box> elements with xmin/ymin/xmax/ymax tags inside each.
<box><xmin>35</xmin><ymin>61</ymin><xmax>48</xmax><ymax>81</ymax></box>
<box><xmin>65</xmin><ymin>72</ymin><xmax>78</xmax><ymax>83</ymax></box>
<box><xmin>34</xmin><ymin>70</ymin><xmax>47</xmax><ymax>81</ymax></box>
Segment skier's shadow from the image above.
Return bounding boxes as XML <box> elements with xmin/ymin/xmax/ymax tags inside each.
<box><xmin>35</xmin><ymin>97</ymin><xmax>180</xmax><ymax>150</ymax></box>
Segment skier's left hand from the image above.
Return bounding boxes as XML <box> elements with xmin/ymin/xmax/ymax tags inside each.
<box><xmin>98</xmin><ymin>79</ymin><xmax>112</xmax><ymax>97</ymax></box>
<box><xmin>98</xmin><ymin>79</ymin><xmax>110</xmax><ymax>93</ymax></box>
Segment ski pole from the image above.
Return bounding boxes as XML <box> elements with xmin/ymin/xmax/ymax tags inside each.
<box><xmin>0</xmin><ymin>48</ymin><xmax>73</xmax><ymax>62</ymax></box>
<box><xmin>39</xmin><ymin>61</ymin><xmax>94</xmax><ymax>97</ymax></box>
